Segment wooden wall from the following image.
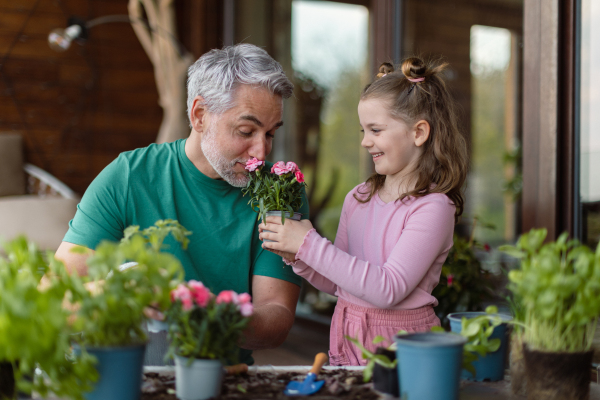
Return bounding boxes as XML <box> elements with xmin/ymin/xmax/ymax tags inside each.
<box><xmin>0</xmin><ymin>0</ymin><xmax>223</xmax><ymax>196</ymax></box>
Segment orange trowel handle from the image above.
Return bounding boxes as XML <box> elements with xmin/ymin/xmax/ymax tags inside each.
<box><xmin>225</xmin><ymin>363</ymin><xmax>248</xmax><ymax>375</ymax></box>
<box><xmin>309</xmin><ymin>352</ymin><xmax>328</xmax><ymax>375</ymax></box>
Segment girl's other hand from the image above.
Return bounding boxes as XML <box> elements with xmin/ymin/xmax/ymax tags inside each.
<box><xmin>259</xmin><ymin>216</ymin><xmax>314</xmax><ymax>255</ymax></box>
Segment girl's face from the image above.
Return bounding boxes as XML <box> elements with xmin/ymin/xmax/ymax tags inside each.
<box><xmin>358</xmin><ymin>98</ymin><xmax>425</xmax><ymax>179</ymax></box>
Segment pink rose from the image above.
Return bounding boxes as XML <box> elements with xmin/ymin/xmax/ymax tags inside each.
<box><xmin>294</xmin><ymin>170</ymin><xmax>305</xmax><ymax>183</ymax></box>
<box><xmin>188</xmin><ymin>280</ymin><xmax>211</xmax><ymax>307</ymax></box>
<box><xmin>285</xmin><ymin>162</ymin><xmax>299</xmax><ymax>173</ymax></box>
<box><xmin>216</xmin><ymin>290</ymin><xmax>239</xmax><ymax>304</ymax></box>
<box><xmin>245</xmin><ymin>157</ymin><xmax>264</xmax><ymax>172</ymax></box>
<box><xmin>238</xmin><ymin>293</ymin><xmax>251</xmax><ymax>304</ymax></box>
<box><xmin>239</xmin><ymin>302</ymin><xmax>253</xmax><ymax>317</ymax></box>
<box><xmin>271</xmin><ymin>161</ymin><xmax>293</xmax><ymax>175</ymax></box>
<box><xmin>171</xmin><ymin>284</ymin><xmax>193</xmax><ymax>311</ymax></box>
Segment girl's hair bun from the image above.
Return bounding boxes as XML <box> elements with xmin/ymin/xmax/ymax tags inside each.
<box><xmin>376</xmin><ymin>62</ymin><xmax>394</xmax><ymax>79</ymax></box>
<box><xmin>401</xmin><ymin>57</ymin><xmax>428</xmax><ymax>80</ymax></box>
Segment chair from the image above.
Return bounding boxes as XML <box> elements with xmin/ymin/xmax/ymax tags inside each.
<box><xmin>0</xmin><ymin>133</ymin><xmax>79</xmax><ymax>252</ymax></box>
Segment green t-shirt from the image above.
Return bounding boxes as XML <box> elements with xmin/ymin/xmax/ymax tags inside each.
<box><xmin>64</xmin><ymin>139</ymin><xmax>308</xmax><ymax>364</ymax></box>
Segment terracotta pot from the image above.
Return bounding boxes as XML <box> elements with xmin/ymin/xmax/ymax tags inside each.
<box><xmin>509</xmin><ymin>333</ymin><xmax>526</xmax><ymax>395</ymax></box>
<box><xmin>523</xmin><ymin>344</ymin><xmax>593</xmax><ymax>400</ymax></box>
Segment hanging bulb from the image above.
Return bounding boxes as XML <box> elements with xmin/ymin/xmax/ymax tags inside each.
<box><xmin>48</xmin><ymin>25</ymin><xmax>82</xmax><ymax>52</ymax></box>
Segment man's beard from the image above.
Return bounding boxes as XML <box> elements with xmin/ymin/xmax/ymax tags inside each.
<box><xmin>200</xmin><ymin>123</ymin><xmax>250</xmax><ymax>188</ymax></box>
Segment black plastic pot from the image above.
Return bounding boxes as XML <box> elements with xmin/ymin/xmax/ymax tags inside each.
<box><xmin>0</xmin><ymin>361</ymin><xmax>15</xmax><ymax>399</ymax></box>
<box><xmin>523</xmin><ymin>344</ymin><xmax>593</xmax><ymax>400</ymax></box>
<box><xmin>372</xmin><ymin>347</ymin><xmax>399</xmax><ymax>397</ymax></box>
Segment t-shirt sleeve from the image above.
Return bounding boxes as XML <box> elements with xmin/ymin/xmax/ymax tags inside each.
<box><xmin>63</xmin><ymin>154</ymin><xmax>130</xmax><ymax>249</ymax></box>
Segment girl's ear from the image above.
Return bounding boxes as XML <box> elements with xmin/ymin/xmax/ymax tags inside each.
<box><xmin>413</xmin><ymin>120</ymin><xmax>430</xmax><ymax>147</ymax></box>
<box><xmin>190</xmin><ymin>96</ymin><xmax>207</xmax><ymax>133</ymax></box>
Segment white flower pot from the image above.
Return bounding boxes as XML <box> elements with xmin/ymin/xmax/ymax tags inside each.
<box><xmin>175</xmin><ymin>356</ymin><xmax>223</xmax><ymax>400</ymax></box>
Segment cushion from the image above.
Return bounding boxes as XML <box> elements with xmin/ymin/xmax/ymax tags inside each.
<box><xmin>0</xmin><ymin>133</ymin><xmax>26</xmax><ymax>196</ymax></box>
<box><xmin>0</xmin><ymin>195</ymin><xmax>79</xmax><ymax>251</ymax></box>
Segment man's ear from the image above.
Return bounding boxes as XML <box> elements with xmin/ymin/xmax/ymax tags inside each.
<box><xmin>413</xmin><ymin>120</ymin><xmax>430</xmax><ymax>147</ymax></box>
<box><xmin>190</xmin><ymin>96</ymin><xmax>207</xmax><ymax>133</ymax></box>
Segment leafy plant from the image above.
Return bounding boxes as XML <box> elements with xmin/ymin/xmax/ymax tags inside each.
<box><xmin>433</xmin><ymin>218</ymin><xmax>496</xmax><ymax>325</ymax></box>
<box><xmin>433</xmin><ymin>305</ymin><xmax>505</xmax><ymax>375</ymax></box>
<box><xmin>166</xmin><ymin>281</ymin><xmax>253</xmax><ymax>364</ymax></box>
<box><xmin>500</xmin><ymin>228</ymin><xmax>600</xmax><ymax>352</ymax></box>
<box><xmin>241</xmin><ymin>158</ymin><xmax>307</xmax><ymax>223</ymax></box>
<box><xmin>0</xmin><ymin>236</ymin><xmax>97</xmax><ymax>400</ymax></box>
<box><xmin>345</xmin><ymin>335</ymin><xmax>399</xmax><ymax>382</ymax></box>
<box><xmin>71</xmin><ymin>219</ymin><xmax>189</xmax><ymax>347</ymax></box>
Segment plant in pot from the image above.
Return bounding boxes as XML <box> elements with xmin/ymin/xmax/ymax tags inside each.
<box><xmin>242</xmin><ymin>157</ymin><xmax>307</xmax><ymax>225</ymax></box>
<box><xmin>0</xmin><ymin>236</ymin><xmax>97</xmax><ymax>400</ymax></box>
<box><xmin>69</xmin><ymin>219</ymin><xmax>188</xmax><ymax>400</ymax></box>
<box><xmin>165</xmin><ymin>281</ymin><xmax>254</xmax><ymax>400</ymax></box>
<box><xmin>500</xmin><ymin>228</ymin><xmax>600</xmax><ymax>400</ymax></box>
<box><xmin>345</xmin><ymin>335</ymin><xmax>399</xmax><ymax>396</ymax></box>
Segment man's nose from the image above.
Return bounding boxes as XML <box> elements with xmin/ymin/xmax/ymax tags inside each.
<box><xmin>249</xmin><ymin>135</ymin><xmax>269</xmax><ymax>160</ymax></box>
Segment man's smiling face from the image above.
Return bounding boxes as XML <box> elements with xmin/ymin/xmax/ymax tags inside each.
<box><xmin>200</xmin><ymin>85</ymin><xmax>284</xmax><ymax>187</ymax></box>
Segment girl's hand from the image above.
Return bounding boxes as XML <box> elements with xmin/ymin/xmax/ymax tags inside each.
<box><xmin>259</xmin><ymin>216</ymin><xmax>314</xmax><ymax>255</ymax></box>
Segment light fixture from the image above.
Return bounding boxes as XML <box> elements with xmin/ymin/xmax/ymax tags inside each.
<box><xmin>48</xmin><ymin>25</ymin><xmax>82</xmax><ymax>52</ymax></box>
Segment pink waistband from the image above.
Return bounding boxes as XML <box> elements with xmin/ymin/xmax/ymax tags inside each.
<box><xmin>336</xmin><ymin>297</ymin><xmax>436</xmax><ymax>324</ymax></box>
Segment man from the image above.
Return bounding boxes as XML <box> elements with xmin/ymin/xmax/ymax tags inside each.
<box><xmin>55</xmin><ymin>44</ymin><xmax>307</xmax><ymax>365</ymax></box>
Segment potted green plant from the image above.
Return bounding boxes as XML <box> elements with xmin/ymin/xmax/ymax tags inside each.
<box><xmin>242</xmin><ymin>158</ymin><xmax>307</xmax><ymax>225</ymax></box>
<box><xmin>0</xmin><ymin>236</ymin><xmax>97</xmax><ymax>400</ymax></box>
<box><xmin>165</xmin><ymin>281</ymin><xmax>254</xmax><ymax>400</ymax></box>
<box><xmin>70</xmin><ymin>219</ymin><xmax>189</xmax><ymax>400</ymax></box>
<box><xmin>501</xmin><ymin>228</ymin><xmax>600</xmax><ymax>400</ymax></box>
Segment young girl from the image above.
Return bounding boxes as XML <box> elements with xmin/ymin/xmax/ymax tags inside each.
<box><xmin>259</xmin><ymin>57</ymin><xmax>468</xmax><ymax>366</ymax></box>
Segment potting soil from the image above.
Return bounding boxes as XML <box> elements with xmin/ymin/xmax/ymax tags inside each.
<box><xmin>141</xmin><ymin>369</ymin><xmax>380</xmax><ymax>400</ymax></box>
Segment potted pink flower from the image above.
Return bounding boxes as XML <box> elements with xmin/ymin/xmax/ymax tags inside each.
<box><xmin>242</xmin><ymin>157</ymin><xmax>307</xmax><ymax>224</ymax></box>
<box><xmin>165</xmin><ymin>281</ymin><xmax>253</xmax><ymax>400</ymax></box>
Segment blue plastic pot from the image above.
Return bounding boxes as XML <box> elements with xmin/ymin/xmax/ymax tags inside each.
<box><xmin>447</xmin><ymin>312</ymin><xmax>512</xmax><ymax>381</ymax></box>
<box><xmin>83</xmin><ymin>343</ymin><xmax>146</xmax><ymax>400</ymax></box>
<box><xmin>395</xmin><ymin>332</ymin><xmax>466</xmax><ymax>400</ymax></box>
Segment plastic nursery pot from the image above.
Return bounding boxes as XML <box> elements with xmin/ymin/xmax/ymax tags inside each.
<box><xmin>263</xmin><ymin>211</ymin><xmax>302</xmax><ymax>243</ymax></box>
<box><xmin>447</xmin><ymin>312</ymin><xmax>513</xmax><ymax>381</ymax></box>
<box><xmin>175</xmin><ymin>356</ymin><xmax>223</xmax><ymax>400</ymax></box>
<box><xmin>395</xmin><ymin>332</ymin><xmax>467</xmax><ymax>400</ymax></box>
<box><xmin>0</xmin><ymin>361</ymin><xmax>15</xmax><ymax>400</ymax></box>
<box><xmin>77</xmin><ymin>343</ymin><xmax>146</xmax><ymax>400</ymax></box>
<box><xmin>523</xmin><ymin>344</ymin><xmax>593</xmax><ymax>400</ymax></box>
<box><xmin>371</xmin><ymin>347</ymin><xmax>399</xmax><ymax>397</ymax></box>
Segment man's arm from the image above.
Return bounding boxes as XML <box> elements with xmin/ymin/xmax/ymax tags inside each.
<box><xmin>240</xmin><ymin>275</ymin><xmax>300</xmax><ymax>350</ymax></box>
<box><xmin>54</xmin><ymin>241</ymin><xmax>94</xmax><ymax>276</ymax></box>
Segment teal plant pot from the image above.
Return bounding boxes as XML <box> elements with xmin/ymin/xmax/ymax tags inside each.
<box><xmin>84</xmin><ymin>343</ymin><xmax>146</xmax><ymax>400</ymax></box>
<box><xmin>395</xmin><ymin>332</ymin><xmax>466</xmax><ymax>400</ymax></box>
<box><xmin>447</xmin><ymin>312</ymin><xmax>512</xmax><ymax>381</ymax></box>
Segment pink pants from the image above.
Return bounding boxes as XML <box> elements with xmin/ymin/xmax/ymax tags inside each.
<box><xmin>328</xmin><ymin>298</ymin><xmax>441</xmax><ymax>366</ymax></box>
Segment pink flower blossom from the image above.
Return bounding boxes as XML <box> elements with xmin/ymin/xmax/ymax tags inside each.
<box><xmin>216</xmin><ymin>290</ymin><xmax>239</xmax><ymax>304</ymax></box>
<box><xmin>294</xmin><ymin>170</ymin><xmax>305</xmax><ymax>183</ymax></box>
<box><xmin>245</xmin><ymin>157</ymin><xmax>264</xmax><ymax>172</ymax></box>
<box><xmin>484</xmin><ymin>243</ymin><xmax>491</xmax><ymax>252</ymax></box>
<box><xmin>271</xmin><ymin>161</ymin><xmax>293</xmax><ymax>175</ymax></box>
<box><xmin>188</xmin><ymin>280</ymin><xmax>211</xmax><ymax>307</ymax></box>
<box><xmin>447</xmin><ymin>274</ymin><xmax>454</xmax><ymax>287</ymax></box>
<box><xmin>285</xmin><ymin>162</ymin><xmax>299</xmax><ymax>173</ymax></box>
<box><xmin>171</xmin><ymin>284</ymin><xmax>193</xmax><ymax>311</ymax></box>
<box><xmin>238</xmin><ymin>293</ymin><xmax>252</xmax><ymax>304</ymax></box>
<box><xmin>239</xmin><ymin>302</ymin><xmax>254</xmax><ymax>317</ymax></box>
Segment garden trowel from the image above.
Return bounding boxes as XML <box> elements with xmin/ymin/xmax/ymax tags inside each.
<box><xmin>284</xmin><ymin>352</ymin><xmax>328</xmax><ymax>396</ymax></box>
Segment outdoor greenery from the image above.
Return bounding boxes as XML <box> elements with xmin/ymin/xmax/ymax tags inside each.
<box><xmin>501</xmin><ymin>228</ymin><xmax>600</xmax><ymax>352</ymax></box>
<box><xmin>166</xmin><ymin>281</ymin><xmax>253</xmax><ymax>364</ymax></box>
<box><xmin>70</xmin><ymin>219</ymin><xmax>189</xmax><ymax>347</ymax></box>
<box><xmin>242</xmin><ymin>158</ymin><xmax>307</xmax><ymax>224</ymax></box>
<box><xmin>0</xmin><ymin>237</ymin><xmax>96</xmax><ymax>400</ymax></box>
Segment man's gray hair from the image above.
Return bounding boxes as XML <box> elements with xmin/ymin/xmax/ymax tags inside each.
<box><xmin>187</xmin><ymin>44</ymin><xmax>294</xmax><ymax>121</ymax></box>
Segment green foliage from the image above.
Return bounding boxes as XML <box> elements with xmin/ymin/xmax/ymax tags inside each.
<box><xmin>345</xmin><ymin>335</ymin><xmax>398</xmax><ymax>383</ymax></box>
<box><xmin>458</xmin><ymin>306</ymin><xmax>503</xmax><ymax>376</ymax></box>
<box><xmin>242</xmin><ymin>164</ymin><xmax>307</xmax><ymax>224</ymax></box>
<box><xmin>500</xmin><ymin>228</ymin><xmax>600</xmax><ymax>352</ymax></box>
<box><xmin>433</xmin><ymin>233</ymin><xmax>495</xmax><ymax>325</ymax></box>
<box><xmin>0</xmin><ymin>237</ymin><xmax>97</xmax><ymax>400</ymax></box>
<box><xmin>166</xmin><ymin>286</ymin><xmax>252</xmax><ymax>364</ymax></box>
<box><xmin>71</xmin><ymin>220</ymin><xmax>187</xmax><ymax>347</ymax></box>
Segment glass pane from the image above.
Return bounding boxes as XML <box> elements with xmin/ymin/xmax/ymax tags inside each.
<box><xmin>580</xmin><ymin>0</ymin><xmax>600</xmax><ymax>249</ymax></box>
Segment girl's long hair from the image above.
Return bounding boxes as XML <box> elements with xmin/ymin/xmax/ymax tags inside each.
<box><xmin>356</xmin><ymin>57</ymin><xmax>468</xmax><ymax>223</ymax></box>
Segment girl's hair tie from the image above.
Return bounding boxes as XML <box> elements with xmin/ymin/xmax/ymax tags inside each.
<box><xmin>407</xmin><ymin>77</ymin><xmax>425</xmax><ymax>83</ymax></box>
